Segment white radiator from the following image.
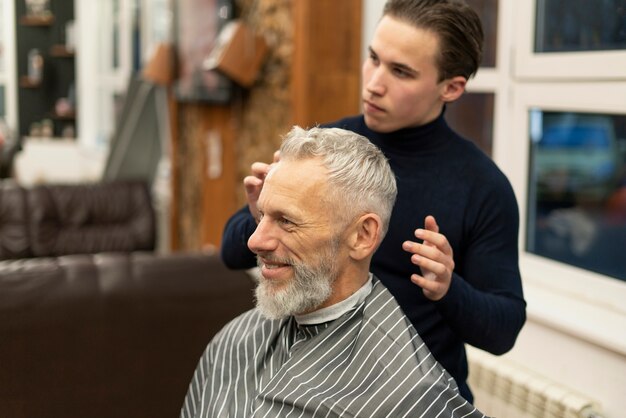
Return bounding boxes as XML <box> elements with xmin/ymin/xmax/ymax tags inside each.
<box><xmin>467</xmin><ymin>348</ymin><xmax>605</xmax><ymax>418</ymax></box>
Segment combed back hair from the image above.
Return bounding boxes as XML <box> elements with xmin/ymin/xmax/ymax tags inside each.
<box><xmin>279</xmin><ymin>126</ymin><xmax>397</xmax><ymax>235</ymax></box>
<box><xmin>383</xmin><ymin>0</ymin><xmax>484</xmax><ymax>81</ymax></box>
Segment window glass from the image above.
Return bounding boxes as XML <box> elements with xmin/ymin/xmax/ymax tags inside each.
<box><xmin>466</xmin><ymin>0</ymin><xmax>498</xmax><ymax>67</ymax></box>
<box><xmin>535</xmin><ymin>0</ymin><xmax>626</xmax><ymax>53</ymax></box>
<box><xmin>445</xmin><ymin>92</ymin><xmax>495</xmax><ymax>157</ymax></box>
<box><xmin>527</xmin><ymin>110</ymin><xmax>626</xmax><ymax>281</ymax></box>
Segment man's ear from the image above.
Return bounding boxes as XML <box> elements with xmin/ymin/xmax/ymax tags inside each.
<box><xmin>441</xmin><ymin>76</ymin><xmax>467</xmax><ymax>103</ymax></box>
<box><xmin>348</xmin><ymin>213</ymin><xmax>382</xmax><ymax>261</ymax></box>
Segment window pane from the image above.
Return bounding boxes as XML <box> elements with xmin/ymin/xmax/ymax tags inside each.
<box><xmin>535</xmin><ymin>0</ymin><xmax>626</xmax><ymax>53</ymax></box>
<box><xmin>466</xmin><ymin>0</ymin><xmax>498</xmax><ymax>67</ymax></box>
<box><xmin>445</xmin><ymin>92</ymin><xmax>494</xmax><ymax>157</ymax></box>
<box><xmin>527</xmin><ymin>110</ymin><xmax>626</xmax><ymax>281</ymax></box>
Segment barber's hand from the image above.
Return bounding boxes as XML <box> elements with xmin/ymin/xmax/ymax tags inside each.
<box><xmin>244</xmin><ymin>150</ymin><xmax>280</xmax><ymax>221</ymax></box>
<box><xmin>402</xmin><ymin>215</ymin><xmax>455</xmax><ymax>301</ymax></box>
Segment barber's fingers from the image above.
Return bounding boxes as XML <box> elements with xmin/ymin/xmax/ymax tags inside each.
<box><xmin>410</xmin><ymin>273</ymin><xmax>448</xmax><ymax>301</ymax></box>
<box><xmin>245</xmin><ymin>152</ymin><xmax>279</xmax><ymax>221</ymax></box>
<box><xmin>244</xmin><ymin>176</ymin><xmax>264</xmax><ymax>220</ymax></box>
<box><xmin>424</xmin><ymin>215</ymin><xmax>439</xmax><ymax>232</ymax></box>
<box><xmin>414</xmin><ymin>230</ymin><xmax>453</xmax><ymax>258</ymax></box>
<box><xmin>250</xmin><ymin>162</ymin><xmax>272</xmax><ymax>180</ymax></box>
<box><xmin>244</xmin><ymin>175</ymin><xmax>263</xmax><ymax>192</ymax></box>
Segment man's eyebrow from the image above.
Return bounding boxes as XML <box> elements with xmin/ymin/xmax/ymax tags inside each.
<box><xmin>368</xmin><ymin>46</ymin><xmax>418</xmax><ymax>76</ymax></box>
<box><xmin>390</xmin><ymin>57</ymin><xmax>419</xmax><ymax>76</ymax></box>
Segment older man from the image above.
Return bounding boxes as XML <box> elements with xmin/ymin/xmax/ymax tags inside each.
<box><xmin>181</xmin><ymin>126</ymin><xmax>486</xmax><ymax>418</ymax></box>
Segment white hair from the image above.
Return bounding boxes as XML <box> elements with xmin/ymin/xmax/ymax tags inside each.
<box><xmin>279</xmin><ymin>126</ymin><xmax>397</xmax><ymax>235</ymax></box>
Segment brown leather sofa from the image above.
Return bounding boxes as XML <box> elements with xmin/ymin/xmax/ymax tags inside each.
<box><xmin>0</xmin><ymin>180</ymin><xmax>256</xmax><ymax>417</ymax></box>
<box><xmin>0</xmin><ymin>180</ymin><xmax>156</xmax><ymax>260</ymax></box>
<box><xmin>0</xmin><ymin>251</ymin><xmax>255</xmax><ymax>418</ymax></box>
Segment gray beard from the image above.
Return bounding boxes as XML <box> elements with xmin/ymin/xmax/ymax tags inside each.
<box><xmin>254</xmin><ymin>245</ymin><xmax>338</xmax><ymax>320</ymax></box>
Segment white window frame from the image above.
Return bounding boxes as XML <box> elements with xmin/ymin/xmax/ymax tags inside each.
<box><xmin>76</xmin><ymin>0</ymin><xmax>135</xmax><ymax>152</ymax></box>
<box><xmin>514</xmin><ymin>0</ymin><xmax>626</xmax><ymax>81</ymax></box>
<box><xmin>478</xmin><ymin>1</ymin><xmax>626</xmax><ymax>355</ymax></box>
<box><xmin>139</xmin><ymin>0</ymin><xmax>173</xmax><ymax>66</ymax></box>
<box><xmin>0</xmin><ymin>0</ymin><xmax>17</xmax><ymax>130</ymax></box>
<box><xmin>435</xmin><ymin>0</ymin><xmax>626</xmax><ymax>357</ymax></box>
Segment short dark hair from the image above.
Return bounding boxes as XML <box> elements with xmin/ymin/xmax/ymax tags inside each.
<box><xmin>383</xmin><ymin>0</ymin><xmax>484</xmax><ymax>81</ymax></box>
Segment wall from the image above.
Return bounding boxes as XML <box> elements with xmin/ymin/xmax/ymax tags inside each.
<box><xmin>173</xmin><ymin>0</ymin><xmax>362</xmax><ymax>250</ymax></box>
<box><xmin>173</xmin><ymin>0</ymin><xmax>293</xmax><ymax>250</ymax></box>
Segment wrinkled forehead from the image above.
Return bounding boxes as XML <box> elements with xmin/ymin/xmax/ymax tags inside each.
<box><xmin>260</xmin><ymin>159</ymin><xmax>330</xmax><ymax>211</ymax></box>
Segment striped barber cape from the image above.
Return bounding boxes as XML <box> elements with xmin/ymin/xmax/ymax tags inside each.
<box><xmin>181</xmin><ymin>276</ymin><xmax>487</xmax><ymax>418</ymax></box>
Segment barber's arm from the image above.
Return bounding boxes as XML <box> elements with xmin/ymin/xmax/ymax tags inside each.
<box><xmin>220</xmin><ymin>206</ymin><xmax>258</xmax><ymax>269</ymax></box>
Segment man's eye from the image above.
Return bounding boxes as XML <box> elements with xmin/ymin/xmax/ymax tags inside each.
<box><xmin>393</xmin><ymin>68</ymin><xmax>411</xmax><ymax>78</ymax></box>
<box><xmin>279</xmin><ymin>218</ymin><xmax>294</xmax><ymax>226</ymax></box>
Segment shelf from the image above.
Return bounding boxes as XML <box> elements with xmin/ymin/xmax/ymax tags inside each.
<box><xmin>50</xmin><ymin>45</ymin><xmax>75</xmax><ymax>58</ymax></box>
<box><xmin>19</xmin><ymin>15</ymin><xmax>55</xmax><ymax>26</ymax></box>
<box><xmin>50</xmin><ymin>110</ymin><xmax>76</xmax><ymax>121</ymax></box>
<box><xmin>16</xmin><ymin>1</ymin><xmax>76</xmax><ymax>139</ymax></box>
<box><xmin>19</xmin><ymin>75</ymin><xmax>42</xmax><ymax>88</ymax></box>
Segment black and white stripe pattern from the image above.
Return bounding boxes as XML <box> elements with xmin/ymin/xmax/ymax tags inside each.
<box><xmin>181</xmin><ymin>277</ymin><xmax>487</xmax><ymax>418</ymax></box>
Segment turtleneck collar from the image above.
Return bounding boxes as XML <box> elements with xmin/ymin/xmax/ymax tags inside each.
<box><xmin>361</xmin><ymin>110</ymin><xmax>453</xmax><ymax>157</ymax></box>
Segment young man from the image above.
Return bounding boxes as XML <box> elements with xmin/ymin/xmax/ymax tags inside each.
<box><xmin>182</xmin><ymin>127</ymin><xmax>486</xmax><ymax>418</ymax></box>
<box><xmin>221</xmin><ymin>0</ymin><xmax>526</xmax><ymax>402</ymax></box>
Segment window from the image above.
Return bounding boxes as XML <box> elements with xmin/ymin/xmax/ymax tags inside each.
<box><xmin>444</xmin><ymin>1</ymin><xmax>500</xmax><ymax>156</ymax></box>
<box><xmin>78</xmin><ymin>0</ymin><xmax>172</xmax><ymax>152</ymax></box>
<box><xmin>515</xmin><ymin>1</ymin><xmax>626</xmax><ymax>80</ymax></box>
<box><xmin>445</xmin><ymin>93</ymin><xmax>495</xmax><ymax>157</ymax></box>
<box><xmin>442</xmin><ymin>0</ymin><xmax>626</xmax><ymax>354</ymax></box>
<box><xmin>535</xmin><ymin>0</ymin><xmax>626</xmax><ymax>53</ymax></box>
<box><xmin>527</xmin><ymin>110</ymin><xmax>626</xmax><ymax>281</ymax></box>
<box><xmin>77</xmin><ymin>0</ymin><xmax>137</xmax><ymax>150</ymax></box>
<box><xmin>466</xmin><ymin>0</ymin><xmax>498</xmax><ymax>68</ymax></box>
<box><xmin>506</xmin><ymin>67</ymin><xmax>626</xmax><ymax>353</ymax></box>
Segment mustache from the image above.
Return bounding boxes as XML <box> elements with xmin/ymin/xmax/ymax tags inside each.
<box><xmin>255</xmin><ymin>253</ymin><xmax>294</xmax><ymax>266</ymax></box>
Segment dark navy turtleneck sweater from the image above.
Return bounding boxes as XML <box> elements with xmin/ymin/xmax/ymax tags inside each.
<box><xmin>220</xmin><ymin>113</ymin><xmax>527</xmax><ymax>402</ymax></box>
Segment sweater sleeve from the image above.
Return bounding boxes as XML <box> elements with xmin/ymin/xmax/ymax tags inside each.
<box><xmin>435</xmin><ymin>179</ymin><xmax>527</xmax><ymax>355</ymax></box>
<box><xmin>220</xmin><ymin>205</ymin><xmax>258</xmax><ymax>270</ymax></box>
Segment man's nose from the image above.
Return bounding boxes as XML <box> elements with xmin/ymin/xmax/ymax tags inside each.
<box><xmin>365</xmin><ymin>66</ymin><xmax>386</xmax><ymax>96</ymax></box>
<box><xmin>247</xmin><ymin>217</ymin><xmax>278</xmax><ymax>254</ymax></box>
